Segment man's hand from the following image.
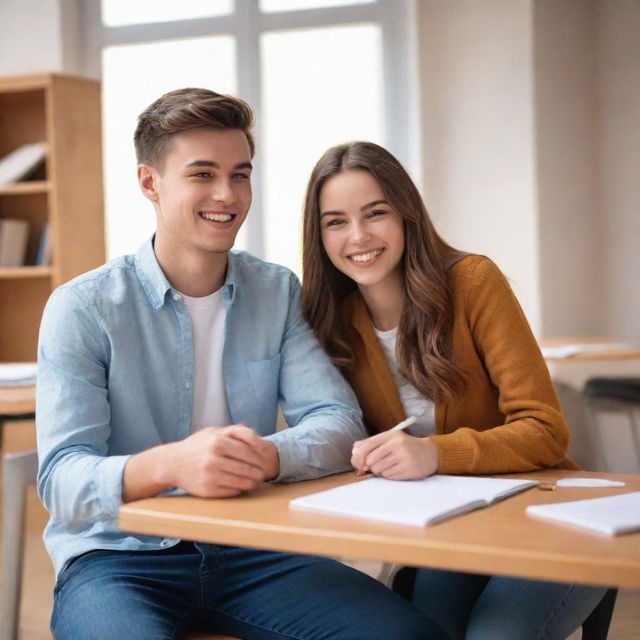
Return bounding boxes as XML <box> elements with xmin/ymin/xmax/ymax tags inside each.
<box><xmin>123</xmin><ymin>424</ymin><xmax>280</xmax><ymax>502</ymax></box>
<box><xmin>351</xmin><ymin>431</ymin><xmax>438</xmax><ymax>480</ymax></box>
<box><xmin>167</xmin><ymin>425</ymin><xmax>272</xmax><ymax>497</ymax></box>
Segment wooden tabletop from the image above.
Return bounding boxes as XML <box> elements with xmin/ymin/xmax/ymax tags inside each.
<box><xmin>540</xmin><ymin>337</ymin><xmax>640</xmax><ymax>362</ymax></box>
<box><xmin>119</xmin><ymin>469</ymin><xmax>640</xmax><ymax>590</ymax></box>
<box><xmin>0</xmin><ymin>384</ymin><xmax>35</xmax><ymax>416</ymax></box>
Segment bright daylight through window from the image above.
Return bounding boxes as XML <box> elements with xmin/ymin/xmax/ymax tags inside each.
<box><xmin>99</xmin><ymin>0</ymin><xmax>410</xmax><ymax>275</ymax></box>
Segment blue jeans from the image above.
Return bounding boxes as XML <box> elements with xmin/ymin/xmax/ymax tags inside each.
<box><xmin>410</xmin><ymin>568</ymin><xmax>607</xmax><ymax>640</ymax></box>
<box><xmin>51</xmin><ymin>542</ymin><xmax>446</xmax><ymax>640</ymax></box>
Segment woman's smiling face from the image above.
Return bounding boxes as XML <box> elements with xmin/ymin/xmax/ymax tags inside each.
<box><xmin>319</xmin><ymin>168</ymin><xmax>405</xmax><ymax>294</ymax></box>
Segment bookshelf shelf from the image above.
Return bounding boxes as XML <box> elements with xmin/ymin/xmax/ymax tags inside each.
<box><xmin>0</xmin><ymin>180</ymin><xmax>50</xmax><ymax>196</ymax></box>
<box><xmin>0</xmin><ymin>73</ymin><xmax>105</xmax><ymax>362</ymax></box>
<box><xmin>0</xmin><ymin>266</ymin><xmax>53</xmax><ymax>280</ymax></box>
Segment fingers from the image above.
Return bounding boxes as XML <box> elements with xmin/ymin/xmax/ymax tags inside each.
<box><xmin>205</xmin><ymin>425</ymin><xmax>266</xmax><ymax>472</ymax></box>
<box><xmin>367</xmin><ymin>449</ymin><xmax>397</xmax><ymax>476</ymax></box>
<box><xmin>191</xmin><ymin>469</ymin><xmax>257</xmax><ymax>498</ymax></box>
<box><xmin>351</xmin><ymin>431</ymin><xmax>402</xmax><ymax>474</ymax></box>
<box><xmin>174</xmin><ymin>425</ymin><xmax>275</xmax><ymax>497</ymax></box>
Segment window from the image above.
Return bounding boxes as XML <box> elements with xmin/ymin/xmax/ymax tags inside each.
<box><xmin>91</xmin><ymin>0</ymin><xmax>415</xmax><ymax>275</ymax></box>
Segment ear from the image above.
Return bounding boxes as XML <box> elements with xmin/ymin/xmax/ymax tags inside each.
<box><xmin>138</xmin><ymin>164</ymin><xmax>160</xmax><ymax>203</ymax></box>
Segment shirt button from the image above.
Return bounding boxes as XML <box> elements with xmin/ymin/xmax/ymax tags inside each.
<box><xmin>172</xmin><ymin>293</ymin><xmax>181</xmax><ymax>301</ymax></box>
<box><xmin>184</xmin><ymin>381</ymin><xmax>191</xmax><ymax>389</ymax></box>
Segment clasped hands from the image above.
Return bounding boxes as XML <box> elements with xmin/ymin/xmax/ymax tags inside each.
<box><xmin>168</xmin><ymin>424</ymin><xmax>279</xmax><ymax>498</ymax></box>
<box><xmin>351</xmin><ymin>430</ymin><xmax>438</xmax><ymax>481</ymax></box>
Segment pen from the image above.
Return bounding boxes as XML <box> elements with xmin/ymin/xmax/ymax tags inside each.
<box><xmin>353</xmin><ymin>415</ymin><xmax>418</xmax><ymax>475</ymax></box>
<box><xmin>388</xmin><ymin>415</ymin><xmax>418</xmax><ymax>432</ymax></box>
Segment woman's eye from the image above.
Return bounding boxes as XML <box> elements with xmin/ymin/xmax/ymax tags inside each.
<box><xmin>368</xmin><ymin>209</ymin><xmax>387</xmax><ymax>218</ymax></box>
<box><xmin>325</xmin><ymin>219</ymin><xmax>344</xmax><ymax>227</ymax></box>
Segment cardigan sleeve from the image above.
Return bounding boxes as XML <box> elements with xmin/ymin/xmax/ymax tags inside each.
<box><xmin>431</xmin><ymin>258</ymin><xmax>572</xmax><ymax>474</ymax></box>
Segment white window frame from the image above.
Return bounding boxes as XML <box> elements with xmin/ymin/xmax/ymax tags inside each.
<box><xmin>79</xmin><ymin>0</ymin><xmax>419</xmax><ymax>258</ymax></box>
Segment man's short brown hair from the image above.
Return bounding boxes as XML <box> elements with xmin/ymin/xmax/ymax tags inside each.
<box><xmin>134</xmin><ymin>87</ymin><xmax>255</xmax><ymax>170</ymax></box>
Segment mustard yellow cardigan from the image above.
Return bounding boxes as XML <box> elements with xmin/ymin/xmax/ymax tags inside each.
<box><xmin>344</xmin><ymin>254</ymin><xmax>578</xmax><ymax>474</ymax></box>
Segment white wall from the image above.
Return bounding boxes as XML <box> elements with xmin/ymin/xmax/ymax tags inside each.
<box><xmin>0</xmin><ymin>0</ymin><xmax>86</xmax><ymax>77</ymax></box>
<box><xmin>417</xmin><ymin>0</ymin><xmax>541</xmax><ymax>333</ymax></box>
<box><xmin>534</xmin><ymin>0</ymin><xmax>602</xmax><ymax>337</ymax></box>
<box><xmin>417</xmin><ymin>0</ymin><xmax>639</xmax><ymax>340</ymax></box>
<box><xmin>597</xmin><ymin>0</ymin><xmax>640</xmax><ymax>340</ymax></box>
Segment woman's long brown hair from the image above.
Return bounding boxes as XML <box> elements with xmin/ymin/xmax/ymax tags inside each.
<box><xmin>302</xmin><ymin>141</ymin><xmax>467</xmax><ymax>403</ymax></box>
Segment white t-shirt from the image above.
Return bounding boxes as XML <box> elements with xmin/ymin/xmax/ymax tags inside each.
<box><xmin>373</xmin><ymin>326</ymin><xmax>435</xmax><ymax>437</ymax></box>
<box><xmin>181</xmin><ymin>289</ymin><xmax>231</xmax><ymax>432</ymax></box>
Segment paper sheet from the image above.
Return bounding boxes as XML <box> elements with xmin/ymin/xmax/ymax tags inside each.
<box><xmin>556</xmin><ymin>478</ymin><xmax>625</xmax><ymax>488</ymax></box>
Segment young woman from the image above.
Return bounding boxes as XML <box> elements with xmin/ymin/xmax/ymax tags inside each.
<box><xmin>301</xmin><ymin>141</ymin><xmax>606</xmax><ymax>640</ymax></box>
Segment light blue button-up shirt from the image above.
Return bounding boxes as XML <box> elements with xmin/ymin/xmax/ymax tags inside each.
<box><xmin>36</xmin><ymin>238</ymin><xmax>365</xmax><ymax>576</ymax></box>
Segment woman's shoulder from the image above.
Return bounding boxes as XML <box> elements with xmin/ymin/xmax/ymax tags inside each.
<box><xmin>449</xmin><ymin>254</ymin><xmax>503</xmax><ymax>286</ymax></box>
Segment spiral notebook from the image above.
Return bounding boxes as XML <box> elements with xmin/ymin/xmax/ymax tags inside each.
<box><xmin>290</xmin><ymin>474</ymin><xmax>537</xmax><ymax>527</ymax></box>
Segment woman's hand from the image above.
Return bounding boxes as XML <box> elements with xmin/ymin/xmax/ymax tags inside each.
<box><xmin>351</xmin><ymin>431</ymin><xmax>438</xmax><ymax>480</ymax></box>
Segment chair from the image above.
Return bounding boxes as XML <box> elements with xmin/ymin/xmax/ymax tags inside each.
<box><xmin>0</xmin><ymin>449</ymin><xmax>238</xmax><ymax>640</ymax></box>
<box><xmin>1</xmin><ymin>449</ymin><xmax>38</xmax><ymax>640</ymax></box>
<box><xmin>584</xmin><ymin>377</ymin><xmax>640</xmax><ymax>472</ymax></box>
<box><xmin>389</xmin><ymin>568</ymin><xmax>617</xmax><ymax>640</ymax></box>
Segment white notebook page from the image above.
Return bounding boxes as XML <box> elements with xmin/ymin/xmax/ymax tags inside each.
<box><xmin>290</xmin><ymin>475</ymin><xmax>537</xmax><ymax>527</ymax></box>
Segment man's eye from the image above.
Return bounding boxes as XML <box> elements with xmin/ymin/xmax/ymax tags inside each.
<box><xmin>192</xmin><ymin>172</ymin><xmax>211</xmax><ymax>178</ymax></box>
<box><xmin>232</xmin><ymin>173</ymin><xmax>250</xmax><ymax>180</ymax></box>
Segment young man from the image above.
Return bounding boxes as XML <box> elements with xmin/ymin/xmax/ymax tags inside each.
<box><xmin>36</xmin><ymin>88</ymin><xmax>445</xmax><ymax>640</ymax></box>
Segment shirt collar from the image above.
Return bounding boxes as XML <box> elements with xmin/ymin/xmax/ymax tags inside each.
<box><xmin>135</xmin><ymin>236</ymin><xmax>171</xmax><ymax>310</ymax></box>
<box><xmin>222</xmin><ymin>251</ymin><xmax>238</xmax><ymax>305</ymax></box>
<box><xmin>135</xmin><ymin>235</ymin><xmax>239</xmax><ymax>309</ymax></box>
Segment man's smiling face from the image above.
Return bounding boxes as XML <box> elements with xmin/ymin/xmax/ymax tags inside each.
<box><xmin>144</xmin><ymin>126</ymin><xmax>253</xmax><ymax>258</ymax></box>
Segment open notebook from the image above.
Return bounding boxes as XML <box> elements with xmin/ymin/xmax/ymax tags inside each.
<box><xmin>290</xmin><ymin>475</ymin><xmax>538</xmax><ymax>527</ymax></box>
<box><xmin>527</xmin><ymin>491</ymin><xmax>640</xmax><ymax>536</ymax></box>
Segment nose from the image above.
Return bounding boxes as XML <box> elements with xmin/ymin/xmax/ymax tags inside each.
<box><xmin>211</xmin><ymin>178</ymin><xmax>236</xmax><ymax>204</ymax></box>
<box><xmin>350</xmin><ymin>220</ymin><xmax>371</xmax><ymax>244</ymax></box>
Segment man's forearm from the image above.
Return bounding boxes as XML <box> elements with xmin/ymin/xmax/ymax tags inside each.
<box><xmin>122</xmin><ymin>443</ymin><xmax>176</xmax><ymax>503</ymax></box>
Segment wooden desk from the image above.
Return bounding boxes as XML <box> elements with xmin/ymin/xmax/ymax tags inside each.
<box><xmin>120</xmin><ymin>469</ymin><xmax>640</xmax><ymax>590</ymax></box>
<box><xmin>0</xmin><ymin>385</ymin><xmax>36</xmax><ymax>447</ymax></box>
<box><xmin>0</xmin><ymin>385</ymin><xmax>36</xmax><ymax>417</ymax></box>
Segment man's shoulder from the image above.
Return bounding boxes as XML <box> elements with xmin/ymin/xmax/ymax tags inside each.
<box><xmin>53</xmin><ymin>254</ymin><xmax>137</xmax><ymax>303</ymax></box>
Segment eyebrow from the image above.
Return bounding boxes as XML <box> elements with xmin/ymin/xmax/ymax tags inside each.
<box><xmin>185</xmin><ymin>160</ymin><xmax>253</xmax><ymax>170</ymax></box>
<box><xmin>319</xmin><ymin>199</ymin><xmax>389</xmax><ymax>219</ymax></box>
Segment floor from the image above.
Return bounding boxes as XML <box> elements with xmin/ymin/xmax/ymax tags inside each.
<box><xmin>1</xmin><ymin>420</ymin><xmax>639</xmax><ymax>640</ymax></box>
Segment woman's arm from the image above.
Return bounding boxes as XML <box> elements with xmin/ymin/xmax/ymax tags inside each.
<box><xmin>431</xmin><ymin>256</ymin><xmax>571</xmax><ymax>474</ymax></box>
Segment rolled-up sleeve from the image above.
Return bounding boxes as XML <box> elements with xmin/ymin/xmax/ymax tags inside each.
<box><xmin>36</xmin><ymin>286</ymin><xmax>131</xmax><ymax>529</ymax></box>
<box><xmin>266</xmin><ymin>276</ymin><xmax>366</xmax><ymax>481</ymax></box>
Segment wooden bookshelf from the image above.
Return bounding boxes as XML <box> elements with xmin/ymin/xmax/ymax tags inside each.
<box><xmin>0</xmin><ymin>266</ymin><xmax>53</xmax><ymax>280</ymax></box>
<box><xmin>0</xmin><ymin>181</ymin><xmax>50</xmax><ymax>196</ymax></box>
<box><xmin>0</xmin><ymin>73</ymin><xmax>105</xmax><ymax>362</ymax></box>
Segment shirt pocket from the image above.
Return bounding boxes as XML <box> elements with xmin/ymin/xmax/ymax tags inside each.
<box><xmin>245</xmin><ymin>353</ymin><xmax>281</xmax><ymax>417</ymax></box>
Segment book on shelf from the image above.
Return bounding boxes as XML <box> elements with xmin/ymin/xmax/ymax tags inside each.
<box><xmin>33</xmin><ymin>222</ymin><xmax>51</xmax><ymax>265</ymax></box>
<box><xmin>289</xmin><ymin>474</ymin><xmax>538</xmax><ymax>527</ymax></box>
<box><xmin>0</xmin><ymin>141</ymin><xmax>47</xmax><ymax>186</ymax></box>
<box><xmin>0</xmin><ymin>218</ymin><xmax>30</xmax><ymax>267</ymax></box>
<box><xmin>527</xmin><ymin>491</ymin><xmax>640</xmax><ymax>536</ymax></box>
<box><xmin>0</xmin><ymin>362</ymin><xmax>37</xmax><ymax>387</ymax></box>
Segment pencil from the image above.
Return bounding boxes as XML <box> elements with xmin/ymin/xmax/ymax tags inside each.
<box><xmin>389</xmin><ymin>415</ymin><xmax>418</xmax><ymax>432</ymax></box>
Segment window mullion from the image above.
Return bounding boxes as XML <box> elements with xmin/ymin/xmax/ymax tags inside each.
<box><xmin>235</xmin><ymin>0</ymin><xmax>265</xmax><ymax>258</ymax></box>
<box><xmin>378</xmin><ymin>0</ymin><xmax>413</xmax><ymax>169</ymax></box>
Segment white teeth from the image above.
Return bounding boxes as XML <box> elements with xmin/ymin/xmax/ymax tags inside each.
<box><xmin>201</xmin><ymin>212</ymin><xmax>233</xmax><ymax>222</ymax></box>
<box><xmin>349</xmin><ymin>249</ymin><xmax>383</xmax><ymax>263</ymax></box>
